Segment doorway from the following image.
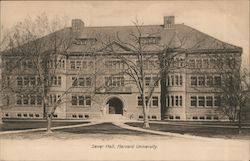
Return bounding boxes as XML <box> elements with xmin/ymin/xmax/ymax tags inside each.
<box><xmin>106</xmin><ymin>97</ymin><xmax>123</xmax><ymax>115</ymax></box>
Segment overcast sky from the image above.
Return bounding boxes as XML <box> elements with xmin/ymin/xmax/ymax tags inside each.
<box><xmin>1</xmin><ymin>1</ymin><xmax>249</xmax><ymax>68</ymax></box>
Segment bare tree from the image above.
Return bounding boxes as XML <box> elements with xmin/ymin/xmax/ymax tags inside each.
<box><xmin>212</xmin><ymin>53</ymin><xmax>250</xmax><ymax>133</ymax></box>
<box><xmin>1</xmin><ymin>14</ymin><xmax>76</xmax><ymax>133</ymax></box>
<box><xmin>98</xmin><ymin>20</ymin><xmax>188</xmax><ymax>128</ymax></box>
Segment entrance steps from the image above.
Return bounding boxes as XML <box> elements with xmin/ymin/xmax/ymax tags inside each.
<box><xmin>91</xmin><ymin>114</ymin><xmax>129</xmax><ymax>123</ymax></box>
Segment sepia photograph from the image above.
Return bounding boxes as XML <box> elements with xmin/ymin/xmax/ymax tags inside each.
<box><xmin>0</xmin><ymin>0</ymin><xmax>249</xmax><ymax>161</ymax></box>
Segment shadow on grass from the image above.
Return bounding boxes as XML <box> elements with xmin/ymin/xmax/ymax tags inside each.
<box><xmin>126</xmin><ymin>122</ymin><xmax>250</xmax><ymax>140</ymax></box>
<box><xmin>0</xmin><ymin>120</ymin><xmax>89</xmax><ymax>131</ymax></box>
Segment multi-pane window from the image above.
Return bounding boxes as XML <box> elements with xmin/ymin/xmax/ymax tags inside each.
<box><xmin>138</xmin><ymin>96</ymin><xmax>159</xmax><ymax>107</ymax></box>
<box><xmin>49</xmin><ymin>94</ymin><xmax>61</xmax><ymax>105</ymax></box>
<box><xmin>189</xmin><ymin>59</ymin><xmax>195</xmax><ymax>68</ymax></box>
<box><xmin>198</xmin><ymin>76</ymin><xmax>205</xmax><ymax>86</ymax></box>
<box><xmin>167</xmin><ymin>74</ymin><xmax>183</xmax><ymax>86</ymax></box>
<box><xmin>167</xmin><ymin>95</ymin><xmax>183</xmax><ymax>107</ymax></box>
<box><xmin>145</xmin><ymin>77</ymin><xmax>158</xmax><ymax>87</ymax></box>
<box><xmin>16</xmin><ymin>95</ymin><xmax>42</xmax><ymax>106</ymax></box>
<box><xmin>206</xmin><ymin>76</ymin><xmax>213</xmax><ymax>86</ymax></box>
<box><xmin>191</xmin><ymin>75</ymin><xmax>221</xmax><ymax>87</ymax></box>
<box><xmin>70</xmin><ymin>60</ymin><xmax>94</xmax><ymax>70</ymax></box>
<box><xmin>206</xmin><ymin>96</ymin><xmax>213</xmax><ymax>107</ymax></box>
<box><xmin>191</xmin><ymin>96</ymin><xmax>221</xmax><ymax>107</ymax></box>
<box><xmin>71</xmin><ymin>95</ymin><xmax>91</xmax><ymax>106</ymax></box>
<box><xmin>198</xmin><ymin>96</ymin><xmax>205</xmax><ymax>106</ymax></box>
<box><xmin>196</xmin><ymin>59</ymin><xmax>202</xmax><ymax>68</ymax></box>
<box><xmin>214</xmin><ymin>76</ymin><xmax>221</xmax><ymax>86</ymax></box>
<box><xmin>105</xmin><ymin>60</ymin><xmax>124</xmax><ymax>70</ymax></box>
<box><xmin>72</xmin><ymin>77</ymin><xmax>92</xmax><ymax>87</ymax></box>
<box><xmin>191</xmin><ymin>96</ymin><xmax>197</xmax><ymax>106</ymax></box>
<box><xmin>50</xmin><ymin>76</ymin><xmax>61</xmax><ymax>86</ymax></box>
<box><xmin>152</xmin><ymin>97</ymin><xmax>159</xmax><ymax>107</ymax></box>
<box><xmin>214</xmin><ymin>96</ymin><xmax>221</xmax><ymax>106</ymax></box>
<box><xmin>203</xmin><ymin>59</ymin><xmax>209</xmax><ymax>68</ymax></box>
<box><xmin>191</xmin><ymin>76</ymin><xmax>197</xmax><ymax>86</ymax></box>
<box><xmin>105</xmin><ymin>77</ymin><xmax>124</xmax><ymax>87</ymax></box>
<box><xmin>17</xmin><ymin>77</ymin><xmax>23</xmax><ymax>86</ymax></box>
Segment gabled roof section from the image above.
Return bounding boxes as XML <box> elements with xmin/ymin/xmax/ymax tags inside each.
<box><xmin>98</xmin><ymin>41</ymin><xmax>133</xmax><ymax>53</ymax></box>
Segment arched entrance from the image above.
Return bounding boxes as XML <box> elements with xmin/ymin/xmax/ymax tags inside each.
<box><xmin>106</xmin><ymin>97</ymin><xmax>123</xmax><ymax>115</ymax></box>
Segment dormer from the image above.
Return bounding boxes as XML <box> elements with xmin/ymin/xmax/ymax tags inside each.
<box><xmin>74</xmin><ymin>38</ymin><xmax>97</xmax><ymax>45</ymax></box>
<box><xmin>139</xmin><ymin>36</ymin><xmax>161</xmax><ymax>44</ymax></box>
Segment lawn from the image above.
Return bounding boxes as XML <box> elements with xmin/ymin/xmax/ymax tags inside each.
<box><xmin>0</xmin><ymin>119</ymin><xmax>89</xmax><ymax>131</ymax></box>
<box><xmin>126</xmin><ymin>122</ymin><xmax>250</xmax><ymax>139</ymax></box>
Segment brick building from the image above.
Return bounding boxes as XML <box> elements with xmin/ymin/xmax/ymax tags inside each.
<box><xmin>1</xmin><ymin>16</ymin><xmax>242</xmax><ymax>121</ymax></box>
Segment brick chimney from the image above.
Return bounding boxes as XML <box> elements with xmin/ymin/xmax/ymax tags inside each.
<box><xmin>164</xmin><ymin>16</ymin><xmax>175</xmax><ymax>29</ymax></box>
<box><xmin>72</xmin><ymin>19</ymin><xmax>84</xmax><ymax>33</ymax></box>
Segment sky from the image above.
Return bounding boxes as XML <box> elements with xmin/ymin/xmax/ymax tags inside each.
<box><xmin>0</xmin><ymin>1</ymin><xmax>249</xmax><ymax>69</ymax></box>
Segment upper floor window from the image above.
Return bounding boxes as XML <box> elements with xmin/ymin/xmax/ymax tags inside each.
<box><xmin>49</xmin><ymin>76</ymin><xmax>62</xmax><ymax>86</ymax></box>
<box><xmin>72</xmin><ymin>76</ymin><xmax>92</xmax><ymax>87</ymax></box>
<box><xmin>70</xmin><ymin>60</ymin><xmax>94</xmax><ymax>70</ymax></box>
<box><xmin>167</xmin><ymin>74</ymin><xmax>183</xmax><ymax>86</ymax></box>
<box><xmin>105</xmin><ymin>77</ymin><xmax>124</xmax><ymax>87</ymax></box>
<box><xmin>167</xmin><ymin>95</ymin><xmax>183</xmax><ymax>107</ymax></box>
<box><xmin>105</xmin><ymin>60</ymin><xmax>124</xmax><ymax>70</ymax></box>
<box><xmin>139</xmin><ymin>37</ymin><xmax>160</xmax><ymax>44</ymax></box>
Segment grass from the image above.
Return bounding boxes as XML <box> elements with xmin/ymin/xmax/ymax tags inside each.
<box><xmin>126</xmin><ymin>122</ymin><xmax>250</xmax><ymax>139</ymax></box>
<box><xmin>0</xmin><ymin>120</ymin><xmax>89</xmax><ymax>131</ymax></box>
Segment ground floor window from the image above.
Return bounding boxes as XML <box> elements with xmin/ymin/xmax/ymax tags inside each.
<box><xmin>137</xmin><ymin>96</ymin><xmax>159</xmax><ymax>107</ymax></box>
<box><xmin>71</xmin><ymin>95</ymin><xmax>91</xmax><ymax>106</ymax></box>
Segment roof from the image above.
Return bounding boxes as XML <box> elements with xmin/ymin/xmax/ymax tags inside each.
<box><xmin>2</xmin><ymin>22</ymin><xmax>242</xmax><ymax>57</ymax></box>
<box><xmin>67</xmin><ymin>23</ymin><xmax>242</xmax><ymax>54</ymax></box>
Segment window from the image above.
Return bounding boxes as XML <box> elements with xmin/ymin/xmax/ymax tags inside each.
<box><xmin>37</xmin><ymin>96</ymin><xmax>42</xmax><ymax>105</ymax></box>
<box><xmin>189</xmin><ymin>59</ymin><xmax>195</xmax><ymax>68</ymax></box>
<box><xmin>214</xmin><ymin>76</ymin><xmax>221</xmax><ymax>86</ymax></box>
<box><xmin>79</xmin><ymin>96</ymin><xmax>84</xmax><ymax>105</ymax></box>
<box><xmin>180</xmin><ymin>96</ymin><xmax>183</xmax><ymax>106</ymax></box>
<box><xmin>72</xmin><ymin>77</ymin><xmax>78</xmax><ymax>86</ymax></box>
<box><xmin>85</xmin><ymin>96</ymin><xmax>91</xmax><ymax>105</ymax></box>
<box><xmin>191</xmin><ymin>76</ymin><xmax>197</xmax><ymax>86</ymax></box>
<box><xmin>105</xmin><ymin>77</ymin><xmax>124</xmax><ymax>87</ymax></box>
<box><xmin>203</xmin><ymin>59</ymin><xmax>209</xmax><ymax>68</ymax></box>
<box><xmin>180</xmin><ymin>75</ymin><xmax>183</xmax><ymax>85</ymax></box>
<box><xmin>175</xmin><ymin>96</ymin><xmax>179</xmax><ymax>106</ymax></box>
<box><xmin>17</xmin><ymin>77</ymin><xmax>23</xmax><ymax>86</ymax></box>
<box><xmin>214</xmin><ymin>96</ymin><xmax>221</xmax><ymax>106</ymax></box>
<box><xmin>152</xmin><ymin>96</ymin><xmax>158</xmax><ymax>107</ymax></box>
<box><xmin>198</xmin><ymin>96</ymin><xmax>205</xmax><ymax>107</ymax></box>
<box><xmin>70</xmin><ymin>61</ymin><xmax>75</xmax><ymax>69</ymax></box>
<box><xmin>198</xmin><ymin>76</ymin><xmax>205</xmax><ymax>86</ymax></box>
<box><xmin>30</xmin><ymin>95</ymin><xmax>36</xmax><ymax>105</ymax></box>
<box><xmin>23</xmin><ymin>113</ymin><xmax>27</xmax><ymax>117</ymax></box>
<box><xmin>24</xmin><ymin>77</ymin><xmax>29</xmax><ymax>86</ymax></box>
<box><xmin>30</xmin><ymin>77</ymin><xmax>36</xmax><ymax>86</ymax></box>
<box><xmin>76</xmin><ymin>61</ymin><xmax>81</xmax><ymax>69</ymax></box>
<box><xmin>71</xmin><ymin>95</ymin><xmax>91</xmax><ymax>106</ymax></box>
<box><xmin>191</xmin><ymin>96</ymin><xmax>197</xmax><ymax>106</ymax></box>
<box><xmin>206</xmin><ymin>76</ymin><xmax>213</xmax><ymax>86</ymax></box>
<box><xmin>206</xmin><ymin>96</ymin><xmax>213</xmax><ymax>107</ymax></box>
<box><xmin>175</xmin><ymin>75</ymin><xmax>179</xmax><ymax>85</ymax></box>
<box><xmin>171</xmin><ymin>96</ymin><xmax>174</xmax><ymax>107</ymax></box>
<box><xmin>79</xmin><ymin>78</ymin><xmax>85</xmax><ymax>86</ymax></box>
<box><xmin>23</xmin><ymin>96</ymin><xmax>29</xmax><ymax>105</ymax></box>
<box><xmin>145</xmin><ymin>77</ymin><xmax>151</xmax><ymax>86</ymax></box>
<box><xmin>16</xmin><ymin>95</ymin><xmax>22</xmax><ymax>105</ymax></box>
<box><xmin>138</xmin><ymin>97</ymin><xmax>143</xmax><ymax>106</ymax></box>
<box><xmin>171</xmin><ymin>75</ymin><xmax>174</xmax><ymax>86</ymax></box>
<box><xmin>86</xmin><ymin>77</ymin><xmax>92</xmax><ymax>86</ymax></box>
<box><xmin>82</xmin><ymin>61</ymin><xmax>87</xmax><ymax>68</ymax></box>
<box><xmin>50</xmin><ymin>76</ymin><xmax>61</xmax><ymax>86</ymax></box>
<box><xmin>71</xmin><ymin>96</ymin><xmax>77</xmax><ymax>105</ymax></box>
<box><xmin>196</xmin><ymin>59</ymin><xmax>202</xmax><ymax>68</ymax></box>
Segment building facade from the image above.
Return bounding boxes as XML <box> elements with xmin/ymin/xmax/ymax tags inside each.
<box><xmin>1</xmin><ymin>16</ymin><xmax>242</xmax><ymax>121</ymax></box>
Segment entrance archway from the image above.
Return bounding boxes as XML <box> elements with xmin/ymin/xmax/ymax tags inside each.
<box><xmin>106</xmin><ymin>97</ymin><xmax>123</xmax><ymax>115</ymax></box>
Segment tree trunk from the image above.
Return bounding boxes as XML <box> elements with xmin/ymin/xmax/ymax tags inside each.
<box><xmin>46</xmin><ymin>113</ymin><xmax>53</xmax><ymax>133</ymax></box>
<box><xmin>143</xmin><ymin>106</ymin><xmax>150</xmax><ymax>128</ymax></box>
<box><xmin>0</xmin><ymin>108</ymin><xmax>3</xmax><ymax>124</ymax></box>
<box><xmin>238</xmin><ymin>106</ymin><xmax>242</xmax><ymax>134</ymax></box>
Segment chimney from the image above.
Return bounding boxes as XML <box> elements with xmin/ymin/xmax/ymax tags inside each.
<box><xmin>72</xmin><ymin>19</ymin><xmax>84</xmax><ymax>33</ymax></box>
<box><xmin>164</xmin><ymin>16</ymin><xmax>175</xmax><ymax>29</ymax></box>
